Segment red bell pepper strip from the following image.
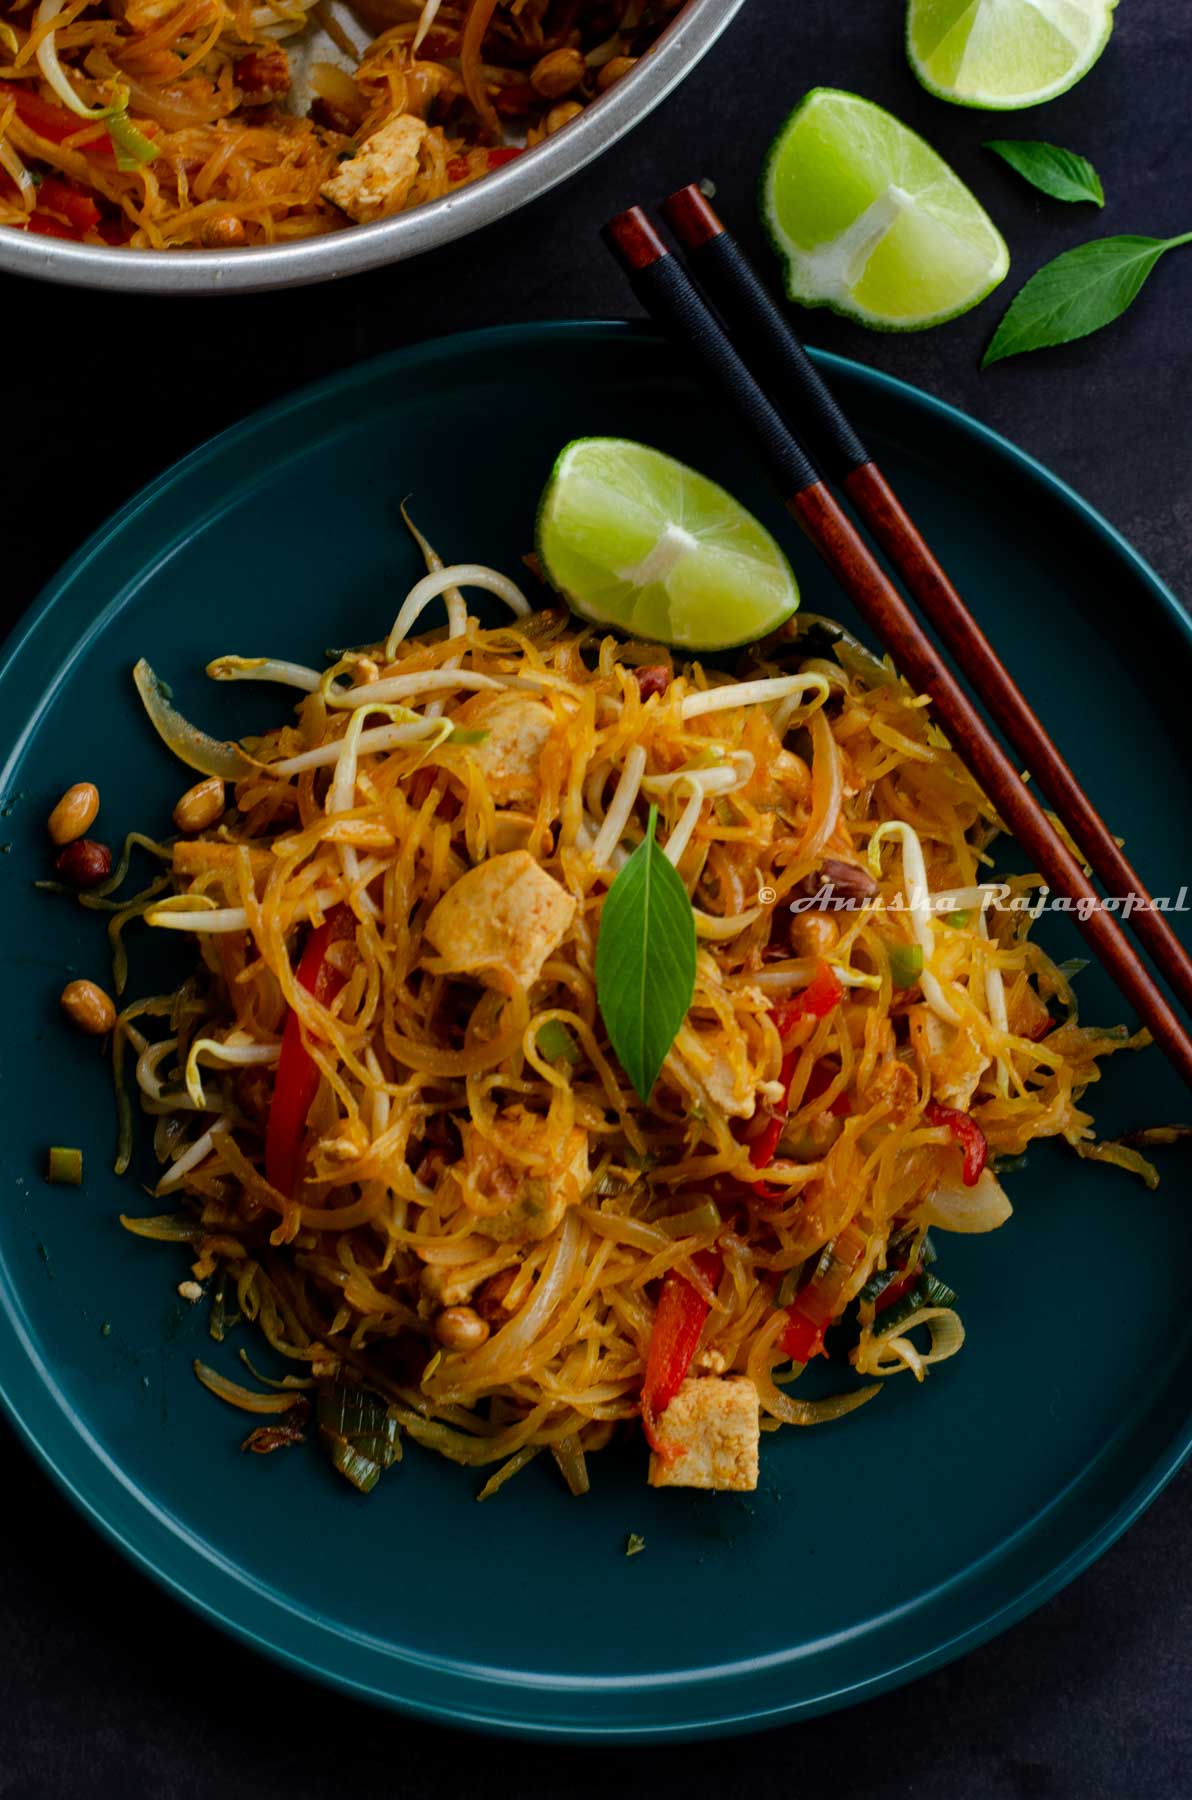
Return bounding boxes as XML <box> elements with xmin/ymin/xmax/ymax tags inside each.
<box><xmin>0</xmin><ymin>82</ymin><xmax>109</xmax><ymax>149</ymax></box>
<box><xmin>446</xmin><ymin>144</ymin><xmax>523</xmax><ymax>182</ymax></box>
<box><xmin>36</xmin><ymin>175</ymin><xmax>100</xmax><ymax>231</ymax></box>
<box><xmin>744</xmin><ymin>964</ymin><xmax>845</xmax><ymax>1172</ymax></box>
<box><xmin>804</xmin><ymin>1060</ymin><xmax>852</xmax><ymax>1119</ymax></box>
<box><xmin>28</xmin><ymin>211</ymin><xmax>79</xmax><ymax>239</ymax></box>
<box><xmin>770</xmin><ymin>960</ymin><xmax>845</xmax><ymax>1036</ymax></box>
<box><xmin>777</xmin><ymin>1221</ymin><xmax>869</xmax><ymax>1363</ymax></box>
<box><xmin>264</xmin><ymin>904</ymin><xmax>354</xmax><ymax>1197</ymax></box>
<box><xmin>924</xmin><ymin>1100</ymin><xmax>988</xmax><ymax>1188</ymax></box>
<box><xmin>873</xmin><ymin>1263</ymin><xmax>921</xmax><ymax>1315</ymax></box>
<box><xmin>641</xmin><ymin>1248</ymin><xmax>723</xmax><ymax>1457</ymax></box>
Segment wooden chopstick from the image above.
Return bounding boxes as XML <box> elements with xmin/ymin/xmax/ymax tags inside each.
<box><xmin>659</xmin><ymin>184</ymin><xmax>1192</xmax><ymax>1024</ymax></box>
<box><xmin>602</xmin><ymin>205</ymin><xmax>1192</xmax><ymax>1092</ymax></box>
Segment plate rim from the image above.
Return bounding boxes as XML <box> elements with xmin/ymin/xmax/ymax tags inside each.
<box><xmin>1</xmin><ymin>318</ymin><xmax>1190</xmax><ymax>1740</ymax></box>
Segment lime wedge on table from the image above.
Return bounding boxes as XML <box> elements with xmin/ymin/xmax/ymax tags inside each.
<box><xmin>762</xmin><ymin>89</ymin><xmax>1009</xmax><ymax>331</ymax></box>
<box><xmin>908</xmin><ymin>0</ymin><xmax>1116</xmax><ymax>109</ymax></box>
<box><xmin>535</xmin><ymin>439</ymin><xmax>798</xmax><ymax>652</ymax></box>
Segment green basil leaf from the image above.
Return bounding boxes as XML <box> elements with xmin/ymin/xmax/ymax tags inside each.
<box><xmin>982</xmin><ymin>232</ymin><xmax>1192</xmax><ymax>367</ymax></box>
<box><xmin>985</xmin><ymin>140</ymin><xmax>1104</xmax><ymax>207</ymax></box>
<box><xmin>595</xmin><ymin>804</ymin><xmax>696</xmax><ymax>1103</ymax></box>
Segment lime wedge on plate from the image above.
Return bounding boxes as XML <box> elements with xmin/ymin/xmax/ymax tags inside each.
<box><xmin>908</xmin><ymin>0</ymin><xmax>1116</xmax><ymax>109</ymax></box>
<box><xmin>762</xmin><ymin>88</ymin><xmax>1009</xmax><ymax>331</ymax></box>
<box><xmin>535</xmin><ymin>439</ymin><xmax>798</xmax><ymax>652</ymax></box>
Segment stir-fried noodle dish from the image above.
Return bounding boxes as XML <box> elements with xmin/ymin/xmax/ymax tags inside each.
<box><xmin>49</xmin><ymin>513</ymin><xmax>1152</xmax><ymax>1502</ymax></box>
<box><xmin>0</xmin><ymin>0</ymin><xmax>669</xmax><ymax>248</ymax></box>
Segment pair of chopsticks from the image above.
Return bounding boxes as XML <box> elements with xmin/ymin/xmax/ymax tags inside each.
<box><xmin>603</xmin><ymin>189</ymin><xmax>1192</xmax><ymax>1091</ymax></box>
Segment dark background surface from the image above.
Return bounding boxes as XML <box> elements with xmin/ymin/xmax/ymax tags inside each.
<box><xmin>2</xmin><ymin>1</ymin><xmax>1190</xmax><ymax>1795</ymax></box>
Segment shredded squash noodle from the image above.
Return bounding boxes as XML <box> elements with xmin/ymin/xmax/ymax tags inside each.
<box><xmin>59</xmin><ymin>532</ymin><xmax>1152</xmax><ymax>1500</ymax></box>
<box><xmin>0</xmin><ymin>0</ymin><xmax>668</xmax><ymax>248</ymax></box>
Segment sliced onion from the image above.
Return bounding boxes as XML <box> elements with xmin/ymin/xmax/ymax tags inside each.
<box><xmin>921</xmin><ymin>1167</ymin><xmax>1012</xmax><ymax>1234</ymax></box>
<box><xmin>35</xmin><ymin>0</ymin><xmax>114</xmax><ymax>118</ymax></box>
<box><xmin>193</xmin><ymin>1360</ymin><xmax>305</xmax><ymax>1414</ymax></box>
<box><xmin>308</xmin><ymin>60</ymin><xmax>366</xmax><ymax>121</ymax></box>
<box><xmin>134</xmin><ymin>659</ymin><xmax>253</xmax><ymax>779</ymax></box>
<box><xmin>853</xmin><ymin>1307</ymin><xmax>966</xmax><ymax>1380</ymax></box>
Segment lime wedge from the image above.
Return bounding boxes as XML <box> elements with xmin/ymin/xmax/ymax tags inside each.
<box><xmin>762</xmin><ymin>88</ymin><xmax>1009</xmax><ymax>331</ymax></box>
<box><xmin>535</xmin><ymin>439</ymin><xmax>798</xmax><ymax>652</ymax></box>
<box><xmin>908</xmin><ymin>0</ymin><xmax>1116</xmax><ymax>110</ymax></box>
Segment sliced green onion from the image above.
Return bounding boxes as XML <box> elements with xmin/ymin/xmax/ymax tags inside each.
<box><xmin>775</xmin><ymin>1267</ymin><xmax>802</xmax><ymax>1308</ymax></box>
<box><xmin>657</xmin><ymin>1197</ymin><xmax>721</xmax><ymax>1238</ymax></box>
<box><xmin>887</xmin><ymin>941</ymin><xmax>924</xmax><ymax>988</ymax></box>
<box><xmin>106</xmin><ymin>111</ymin><xmax>158</xmax><ymax>169</ymax></box>
<box><xmin>944</xmin><ymin>908</ymin><xmax>972</xmax><ymax>929</ymax></box>
<box><xmin>133</xmin><ymin>659</ymin><xmax>253</xmax><ymax>780</ymax></box>
<box><xmin>317</xmin><ymin>1381</ymin><xmax>401</xmax><ymax>1493</ymax></box>
<box><xmin>877</xmin><ymin>1273</ymin><xmax>958</xmax><ymax>1335</ymax></box>
<box><xmin>47</xmin><ymin>1146</ymin><xmax>82</xmax><ymax>1185</ymax></box>
<box><xmin>536</xmin><ymin>1019</ymin><xmax>581</xmax><ymax>1065</ymax></box>
<box><xmin>626</xmin><ymin>1533</ymin><xmax>646</xmax><ymax>1557</ymax></box>
<box><xmin>834</xmin><ymin>637</ymin><xmax>896</xmax><ymax>688</ymax></box>
<box><xmin>447</xmin><ymin>727</ymin><xmax>491</xmax><ymax>745</ymax></box>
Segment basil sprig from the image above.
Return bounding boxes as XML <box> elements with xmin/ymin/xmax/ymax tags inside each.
<box><xmin>595</xmin><ymin>805</ymin><xmax>696</xmax><ymax>1104</ymax></box>
<box><xmin>985</xmin><ymin>140</ymin><xmax>1104</xmax><ymax>207</ymax></box>
<box><xmin>983</xmin><ymin>231</ymin><xmax>1192</xmax><ymax>367</ymax></box>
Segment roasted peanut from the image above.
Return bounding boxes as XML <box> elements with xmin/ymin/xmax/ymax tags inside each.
<box><xmin>793</xmin><ymin>858</ymin><xmax>879</xmax><ymax>905</ymax></box>
<box><xmin>788</xmin><ymin>911</ymin><xmax>839</xmax><ymax>958</ymax></box>
<box><xmin>597</xmin><ymin>54</ymin><xmax>636</xmax><ymax>91</ymax></box>
<box><xmin>48</xmin><ymin>782</ymin><xmax>99</xmax><ymax>845</ymax></box>
<box><xmin>633</xmin><ymin>664</ymin><xmax>671</xmax><ymax>699</ymax></box>
<box><xmin>54</xmin><ymin>838</ymin><xmax>112</xmax><ymax>889</ymax></box>
<box><xmin>434</xmin><ymin>1305</ymin><xmax>490</xmax><ymax>1350</ymax></box>
<box><xmin>544</xmin><ymin>99</ymin><xmax>584</xmax><ymax>135</ymax></box>
<box><xmin>61</xmin><ymin>978</ymin><xmax>116</xmax><ymax>1036</ymax></box>
<box><xmin>173</xmin><ymin>776</ymin><xmax>225</xmax><ymax>834</ymax></box>
<box><xmin>530</xmin><ymin>45</ymin><xmax>586</xmax><ymax>98</ymax></box>
<box><xmin>201</xmin><ymin>215</ymin><xmax>248</xmax><ymax>248</ymax></box>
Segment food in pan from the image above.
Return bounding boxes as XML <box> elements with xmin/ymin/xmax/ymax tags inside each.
<box><xmin>0</xmin><ymin>0</ymin><xmax>672</xmax><ymax>248</ymax></box>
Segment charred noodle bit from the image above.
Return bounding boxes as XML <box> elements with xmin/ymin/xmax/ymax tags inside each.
<box><xmin>82</xmin><ymin>571</ymin><xmax>1148</xmax><ymax>1498</ymax></box>
<box><xmin>0</xmin><ymin>3</ymin><xmax>675</xmax><ymax>249</ymax></box>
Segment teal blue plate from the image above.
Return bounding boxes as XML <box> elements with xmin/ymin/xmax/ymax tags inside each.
<box><xmin>1</xmin><ymin>323</ymin><xmax>1190</xmax><ymax>1741</ymax></box>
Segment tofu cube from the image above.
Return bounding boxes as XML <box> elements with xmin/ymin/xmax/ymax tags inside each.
<box><xmin>322</xmin><ymin>114</ymin><xmax>427</xmax><ymax>224</ymax></box>
<box><xmin>423</xmin><ymin>850</ymin><xmax>576</xmax><ymax>990</ymax></box>
<box><xmin>648</xmin><ymin>1376</ymin><xmax>760</xmax><ymax>1492</ymax></box>
<box><xmin>452</xmin><ymin>692</ymin><xmax>555</xmax><ymax>808</ymax></box>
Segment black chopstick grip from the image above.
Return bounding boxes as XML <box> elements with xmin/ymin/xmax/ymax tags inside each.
<box><xmin>685</xmin><ymin>232</ymin><xmax>869</xmax><ymax>481</ymax></box>
<box><xmin>622</xmin><ymin>252</ymin><xmax>821</xmax><ymax>498</ymax></box>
